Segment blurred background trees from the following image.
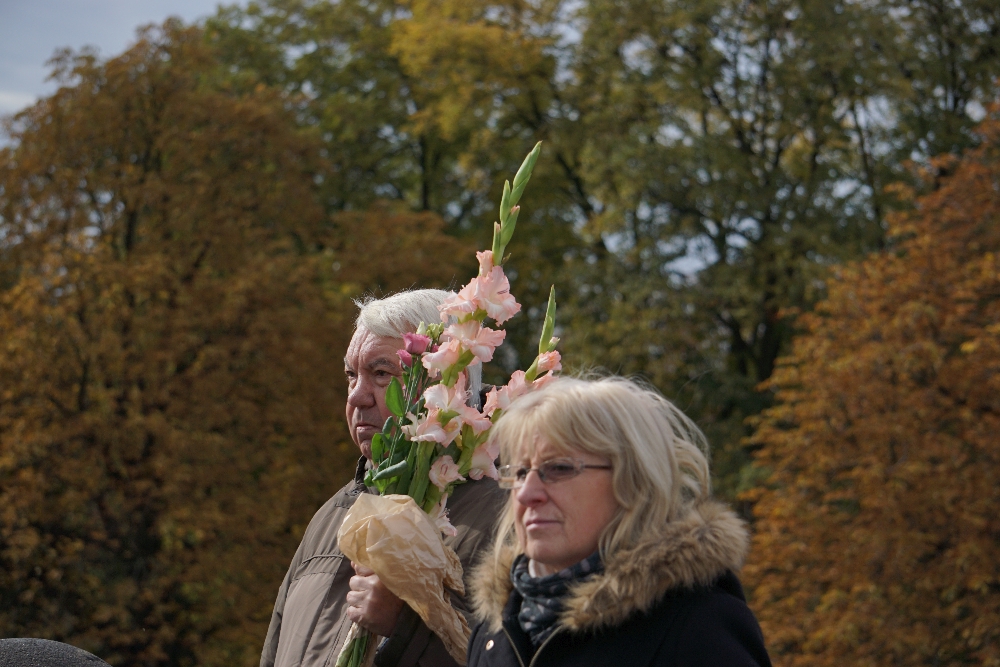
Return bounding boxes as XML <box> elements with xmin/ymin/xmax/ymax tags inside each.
<box><xmin>744</xmin><ymin>114</ymin><xmax>1000</xmax><ymax>666</ymax></box>
<box><xmin>0</xmin><ymin>22</ymin><xmax>466</xmax><ymax>666</ymax></box>
<box><xmin>206</xmin><ymin>0</ymin><xmax>1000</xmax><ymax>496</ymax></box>
<box><xmin>1</xmin><ymin>0</ymin><xmax>998</xmax><ymax>665</ymax></box>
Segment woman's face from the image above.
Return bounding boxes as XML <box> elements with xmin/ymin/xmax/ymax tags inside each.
<box><xmin>513</xmin><ymin>438</ymin><xmax>618</xmax><ymax>576</ymax></box>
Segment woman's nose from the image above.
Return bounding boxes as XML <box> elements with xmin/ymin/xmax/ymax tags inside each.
<box><xmin>515</xmin><ymin>469</ymin><xmax>548</xmax><ymax>505</ymax></box>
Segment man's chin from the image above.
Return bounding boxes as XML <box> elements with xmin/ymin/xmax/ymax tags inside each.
<box><xmin>352</xmin><ymin>436</ymin><xmax>373</xmax><ymax>462</ymax></box>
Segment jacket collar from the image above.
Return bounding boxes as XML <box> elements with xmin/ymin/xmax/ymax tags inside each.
<box><xmin>354</xmin><ymin>456</ymin><xmax>369</xmax><ymax>484</ymax></box>
<box><xmin>470</xmin><ymin>499</ymin><xmax>749</xmax><ymax>634</ymax></box>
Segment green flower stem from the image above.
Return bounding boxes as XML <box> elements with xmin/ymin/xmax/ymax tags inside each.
<box><xmin>493</xmin><ymin>142</ymin><xmax>541</xmax><ymax>261</ymax></box>
<box><xmin>422</xmin><ymin>484</ymin><xmax>443</xmax><ymax>514</ymax></box>
<box><xmin>393</xmin><ymin>441</ymin><xmax>418</xmax><ymax>498</ymax></box>
<box><xmin>538</xmin><ymin>285</ymin><xmax>557</xmax><ymax>355</ymax></box>
<box><xmin>407</xmin><ymin>441</ymin><xmax>435</xmax><ymax>506</ymax></box>
<box><xmin>455</xmin><ymin>427</ymin><xmax>478</xmax><ymax>475</ymax></box>
<box><xmin>510</xmin><ymin>142</ymin><xmax>541</xmax><ymax>207</ymax></box>
<box><xmin>524</xmin><ymin>356</ymin><xmax>540</xmax><ymax>383</ymax></box>
<box><xmin>441</xmin><ymin>350</ymin><xmax>476</xmax><ymax>387</ymax></box>
<box><xmin>499</xmin><ymin>180</ymin><xmax>511</xmax><ymax>225</ymax></box>
<box><xmin>337</xmin><ymin>631</ymin><xmax>370</xmax><ymax>667</ymax></box>
<box><xmin>372</xmin><ymin>460</ymin><xmax>408</xmax><ymax>482</ymax></box>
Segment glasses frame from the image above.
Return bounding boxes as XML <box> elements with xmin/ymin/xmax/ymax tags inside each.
<box><xmin>497</xmin><ymin>457</ymin><xmax>613</xmax><ymax>490</ymax></box>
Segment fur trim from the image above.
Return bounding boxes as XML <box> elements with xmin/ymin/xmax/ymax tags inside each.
<box><xmin>470</xmin><ymin>500</ymin><xmax>749</xmax><ymax>634</ymax></box>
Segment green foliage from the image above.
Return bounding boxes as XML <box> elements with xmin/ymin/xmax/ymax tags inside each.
<box><xmin>206</xmin><ymin>0</ymin><xmax>1000</xmax><ymax>500</ymax></box>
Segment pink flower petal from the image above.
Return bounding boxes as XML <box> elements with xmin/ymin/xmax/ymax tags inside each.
<box><xmin>428</xmin><ymin>455</ymin><xmax>465</xmax><ymax>491</ymax></box>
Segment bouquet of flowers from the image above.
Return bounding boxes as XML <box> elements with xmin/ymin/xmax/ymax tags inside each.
<box><xmin>335</xmin><ymin>142</ymin><xmax>562</xmax><ymax>667</ymax></box>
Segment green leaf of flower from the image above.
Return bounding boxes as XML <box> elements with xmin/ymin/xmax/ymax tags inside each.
<box><xmin>371</xmin><ymin>433</ymin><xmax>385</xmax><ymax>461</ymax></box>
<box><xmin>385</xmin><ymin>377</ymin><xmax>405</xmax><ymax>417</ymax></box>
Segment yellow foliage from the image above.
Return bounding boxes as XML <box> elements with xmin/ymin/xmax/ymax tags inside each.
<box><xmin>744</xmin><ymin>111</ymin><xmax>1000</xmax><ymax>666</ymax></box>
<box><xmin>0</xmin><ymin>22</ymin><xmax>468</xmax><ymax>667</ymax></box>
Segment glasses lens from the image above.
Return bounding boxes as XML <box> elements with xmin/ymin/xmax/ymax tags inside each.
<box><xmin>539</xmin><ymin>459</ymin><xmax>580</xmax><ymax>483</ymax></box>
<box><xmin>497</xmin><ymin>465</ymin><xmax>518</xmax><ymax>489</ymax></box>
<box><xmin>498</xmin><ymin>466</ymin><xmax>533</xmax><ymax>489</ymax></box>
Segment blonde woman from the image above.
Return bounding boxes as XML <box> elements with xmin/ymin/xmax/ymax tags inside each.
<box><xmin>467</xmin><ymin>377</ymin><xmax>771</xmax><ymax>667</ymax></box>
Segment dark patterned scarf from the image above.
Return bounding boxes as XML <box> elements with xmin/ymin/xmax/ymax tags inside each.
<box><xmin>509</xmin><ymin>551</ymin><xmax>604</xmax><ymax>646</ymax></box>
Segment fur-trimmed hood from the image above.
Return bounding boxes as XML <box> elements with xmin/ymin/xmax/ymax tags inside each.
<box><xmin>470</xmin><ymin>500</ymin><xmax>749</xmax><ymax>634</ymax></box>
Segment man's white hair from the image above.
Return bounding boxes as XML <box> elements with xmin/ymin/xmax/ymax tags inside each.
<box><xmin>354</xmin><ymin>289</ymin><xmax>483</xmax><ymax>406</ymax></box>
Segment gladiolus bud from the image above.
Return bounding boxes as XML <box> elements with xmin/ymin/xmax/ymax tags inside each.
<box><xmin>403</xmin><ymin>332</ymin><xmax>432</xmax><ymax>355</ymax></box>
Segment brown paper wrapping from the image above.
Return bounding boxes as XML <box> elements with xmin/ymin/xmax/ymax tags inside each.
<box><xmin>338</xmin><ymin>494</ymin><xmax>470</xmax><ymax>665</ymax></box>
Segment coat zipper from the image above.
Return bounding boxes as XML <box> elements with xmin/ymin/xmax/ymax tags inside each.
<box><xmin>499</xmin><ymin>625</ymin><xmax>563</xmax><ymax>667</ymax></box>
<box><xmin>500</xmin><ymin>627</ymin><xmax>526</xmax><ymax>667</ymax></box>
<box><xmin>528</xmin><ymin>629</ymin><xmax>562</xmax><ymax>667</ymax></box>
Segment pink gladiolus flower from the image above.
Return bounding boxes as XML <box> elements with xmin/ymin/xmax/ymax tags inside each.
<box><xmin>476</xmin><ymin>250</ymin><xmax>494</xmax><ymax>276</ymax></box>
<box><xmin>438</xmin><ymin>265</ymin><xmax>521</xmax><ymax>325</ymax></box>
<box><xmin>433</xmin><ymin>409</ymin><xmax>464</xmax><ymax>444</ymax></box>
<box><xmin>462</xmin><ymin>406</ymin><xmax>493</xmax><ymax>435</ymax></box>
<box><xmin>438</xmin><ymin>282</ymin><xmax>479</xmax><ymax>322</ymax></box>
<box><xmin>397</xmin><ymin>349</ymin><xmax>413</xmax><ymax>367</ymax></box>
<box><xmin>482</xmin><ymin>387</ymin><xmax>503</xmax><ymax>417</ymax></box>
<box><xmin>401</xmin><ymin>411</ymin><xmax>457</xmax><ymax>444</ymax></box>
<box><xmin>444</xmin><ymin>321</ymin><xmax>506</xmax><ymax>364</ymax></box>
<box><xmin>476</xmin><ymin>266</ymin><xmax>521</xmax><ymax>324</ymax></box>
<box><xmin>423</xmin><ymin>375</ymin><xmax>490</xmax><ymax>436</ymax></box>
<box><xmin>468</xmin><ymin>441</ymin><xmax>500</xmax><ymax>481</ymax></box>
<box><xmin>430</xmin><ymin>497</ymin><xmax>458</xmax><ymax>537</ymax></box>
<box><xmin>505</xmin><ymin>370</ymin><xmax>530</xmax><ymax>401</ymax></box>
<box><xmin>424</xmin><ymin>374</ymin><xmax>470</xmax><ymax>415</ymax></box>
<box><xmin>403</xmin><ymin>332</ymin><xmax>432</xmax><ymax>355</ymax></box>
<box><xmin>536</xmin><ymin>350</ymin><xmax>562</xmax><ymax>374</ymax></box>
<box><xmin>429</xmin><ymin>455</ymin><xmax>465</xmax><ymax>491</ymax></box>
<box><xmin>421</xmin><ymin>339</ymin><xmax>463</xmax><ymax>377</ymax></box>
<box><xmin>532</xmin><ymin>371</ymin><xmax>557</xmax><ymax>388</ymax></box>
<box><xmin>483</xmin><ymin>370</ymin><xmax>532</xmax><ymax>417</ymax></box>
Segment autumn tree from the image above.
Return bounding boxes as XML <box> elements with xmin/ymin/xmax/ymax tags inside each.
<box><xmin>206</xmin><ymin>0</ymin><xmax>1000</xmax><ymax>497</ymax></box>
<box><xmin>0</xmin><ymin>22</ymin><xmax>466</xmax><ymax>667</ymax></box>
<box><xmin>539</xmin><ymin>0</ymin><xmax>1000</xmax><ymax>496</ymax></box>
<box><xmin>742</xmin><ymin>110</ymin><xmax>1000</xmax><ymax>665</ymax></box>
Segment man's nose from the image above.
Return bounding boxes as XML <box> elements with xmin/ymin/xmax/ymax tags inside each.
<box><xmin>347</xmin><ymin>374</ymin><xmax>376</xmax><ymax>408</ymax></box>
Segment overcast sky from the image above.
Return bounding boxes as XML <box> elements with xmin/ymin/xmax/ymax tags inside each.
<box><xmin>1</xmin><ymin>0</ymin><xmax>242</xmax><ymax>116</ymax></box>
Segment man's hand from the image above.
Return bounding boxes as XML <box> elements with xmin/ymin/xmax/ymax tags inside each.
<box><xmin>346</xmin><ymin>562</ymin><xmax>405</xmax><ymax>637</ymax></box>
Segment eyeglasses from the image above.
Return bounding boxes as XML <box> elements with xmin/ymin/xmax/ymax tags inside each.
<box><xmin>497</xmin><ymin>458</ymin><xmax>612</xmax><ymax>490</ymax></box>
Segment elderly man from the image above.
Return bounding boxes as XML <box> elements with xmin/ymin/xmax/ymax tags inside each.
<box><xmin>261</xmin><ymin>289</ymin><xmax>506</xmax><ymax>667</ymax></box>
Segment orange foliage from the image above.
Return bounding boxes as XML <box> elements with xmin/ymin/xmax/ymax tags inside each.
<box><xmin>743</xmin><ymin>112</ymin><xmax>1000</xmax><ymax>666</ymax></box>
<box><xmin>0</xmin><ymin>23</ymin><xmax>468</xmax><ymax>667</ymax></box>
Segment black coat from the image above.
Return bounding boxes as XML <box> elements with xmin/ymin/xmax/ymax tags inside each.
<box><xmin>467</xmin><ymin>501</ymin><xmax>771</xmax><ymax>667</ymax></box>
<box><xmin>467</xmin><ymin>570</ymin><xmax>770</xmax><ymax>667</ymax></box>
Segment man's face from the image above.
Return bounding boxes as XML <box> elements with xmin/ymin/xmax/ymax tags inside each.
<box><xmin>344</xmin><ymin>326</ymin><xmax>404</xmax><ymax>460</ymax></box>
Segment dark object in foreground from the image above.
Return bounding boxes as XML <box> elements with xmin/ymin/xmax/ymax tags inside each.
<box><xmin>0</xmin><ymin>639</ymin><xmax>110</xmax><ymax>666</ymax></box>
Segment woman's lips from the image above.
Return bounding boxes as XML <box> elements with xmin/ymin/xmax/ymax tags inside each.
<box><xmin>523</xmin><ymin>517</ymin><xmax>559</xmax><ymax>530</ymax></box>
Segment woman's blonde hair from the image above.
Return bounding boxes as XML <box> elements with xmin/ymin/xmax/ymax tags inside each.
<box><xmin>487</xmin><ymin>375</ymin><xmax>712</xmax><ymax>565</ymax></box>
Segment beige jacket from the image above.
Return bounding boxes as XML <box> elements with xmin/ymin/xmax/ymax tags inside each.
<box><xmin>261</xmin><ymin>459</ymin><xmax>506</xmax><ymax>667</ymax></box>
